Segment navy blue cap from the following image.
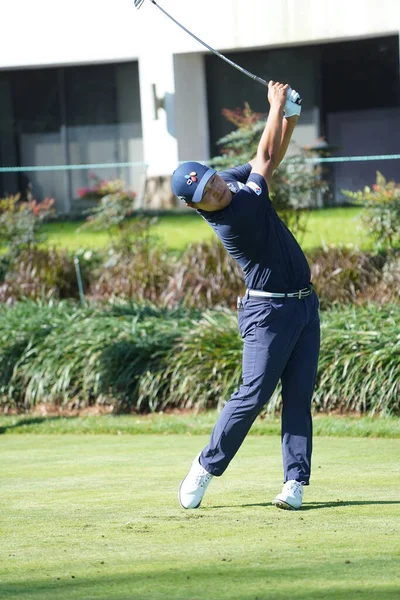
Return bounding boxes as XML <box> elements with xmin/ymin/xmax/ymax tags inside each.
<box><xmin>171</xmin><ymin>161</ymin><xmax>216</xmax><ymax>204</ymax></box>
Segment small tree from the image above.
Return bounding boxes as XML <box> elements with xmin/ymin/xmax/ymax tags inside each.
<box><xmin>343</xmin><ymin>171</ymin><xmax>400</xmax><ymax>251</ymax></box>
<box><xmin>79</xmin><ymin>173</ymin><xmax>146</xmax><ymax>256</ymax></box>
<box><xmin>210</xmin><ymin>103</ymin><xmax>327</xmax><ymax>239</ymax></box>
<box><xmin>0</xmin><ymin>193</ymin><xmax>55</xmax><ymax>256</ymax></box>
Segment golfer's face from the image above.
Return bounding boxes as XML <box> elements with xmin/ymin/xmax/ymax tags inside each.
<box><xmin>199</xmin><ymin>175</ymin><xmax>232</xmax><ymax>211</ymax></box>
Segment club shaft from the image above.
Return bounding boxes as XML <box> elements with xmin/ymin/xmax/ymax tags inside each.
<box><xmin>150</xmin><ymin>0</ymin><xmax>268</xmax><ymax>87</ymax></box>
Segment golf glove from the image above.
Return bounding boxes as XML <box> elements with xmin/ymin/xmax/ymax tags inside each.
<box><xmin>284</xmin><ymin>88</ymin><xmax>302</xmax><ymax>118</ymax></box>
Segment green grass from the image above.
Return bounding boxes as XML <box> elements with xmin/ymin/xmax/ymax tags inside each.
<box><xmin>299</xmin><ymin>207</ymin><xmax>370</xmax><ymax>251</ymax></box>
<box><xmin>1</xmin><ymin>434</ymin><xmax>399</xmax><ymax>599</ymax></box>
<box><xmin>40</xmin><ymin>207</ymin><xmax>368</xmax><ymax>252</ymax></box>
<box><xmin>0</xmin><ymin>413</ymin><xmax>399</xmax><ymax>437</ymax></box>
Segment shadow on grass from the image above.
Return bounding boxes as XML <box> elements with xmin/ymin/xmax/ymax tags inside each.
<box><xmin>0</xmin><ymin>416</ymin><xmax>77</xmax><ymax>435</ymax></box>
<box><xmin>2</xmin><ymin>564</ymin><xmax>399</xmax><ymax>600</ymax></box>
<box><xmin>210</xmin><ymin>500</ymin><xmax>400</xmax><ymax>510</ymax></box>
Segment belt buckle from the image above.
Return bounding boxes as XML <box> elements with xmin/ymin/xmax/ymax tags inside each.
<box><xmin>298</xmin><ymin>289</ymin><xmax>302</xmax><ymax>299</ymax></box>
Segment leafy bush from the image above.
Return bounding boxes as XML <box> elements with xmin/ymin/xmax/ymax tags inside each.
<box><xmin>89</xmin><ymin>220</ymin><xmax>173</xmax><ymax>303</ymax></box>
<box><xmin>78</xmin><ymin>172</ymin><xmax>136</xmax><ymax>205</ymax></box>
<box><xmin>309</xmin><ymin>246</ymin><xmax>385</xmax><ymax>309</ymax></box>
<box><xmin>79</xmin><ymin>174</ymin><xmax>138</xmax><ymax>254</ymax></box>
<box><xmin>0</xmin><ymin>301</ymin><xmax>79</xmax><ymax>405</ymax></box>
<box><xmin>142</xmin><ymin>310</ymin><xmax>243</xmax><ymax>412</ymax></box>
<box><xmin>0</xmin><ymin>301</ymin><xmax>197</xmax><ymax>411</ymax></box>
<box><xmin>0</xmin><ymin>301</ymin><xmax>398</xmax><ymax>415</ymax></box>
<box><xmin>309</xmin><ymin>246</ymin><xmax>400</xmax><ymax>308</ymax></box>
<box><xmin>1</xmin><ymin>232</ymin><xmax>398</xmax><ymax>308</ymax></box>
<box><xmin>0</xmin><ymin>193</ymin><xmax>55</xmax><ymax>256</ymax></box>
<box><xmin>211</xmin><ymin>103</ymin><xmax>266</xmax><ymax>169</ymax></box>
<box><xmin>0</xmin><ymin>254</ymin><xmax>12</xmax><ymax>284</ymax></box>
<box><xmin>0</xmin><ymin>248</ymin><xmax>91</xmax><ymax>304</ymax></box>
<box><xmin>315</xmin><ymin>305</ymin><xmax>400</xmax><ymax>415</ymax></box>
<box><xmin>343</xmin><ymin>171</ymin><xmax>400</xmax><ymax>251</ymax></box>
<box><xmin>162</xmin><ymin>241</ymin><xmax>244</xmax><ymax>309</ymax></box>
<box><xmin>145</xmin><ymin>304</ymin><xmax>399</xmax><ymax>416</ymax></box>
<box><xmin>269</xmin><ymin>154</ymin><xmax>327</xmax><ymax>240</ymax></box>
<box><xmin>163</xmin><ymin>243</ymin><xmax>399</xmax><ymax>310</ymax></box>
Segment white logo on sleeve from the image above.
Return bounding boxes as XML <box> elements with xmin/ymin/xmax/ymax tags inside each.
<box><xmin>227</xmin><ymin>181</ymin><xmax>245</xmax><ymax>194</ymax></box>
<box><xmin>247</xmin><ymin>181</ymin><xmax>262</xmax><ymax>195</ymax></box>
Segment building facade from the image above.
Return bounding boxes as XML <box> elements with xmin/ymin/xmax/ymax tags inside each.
<box><xmin>0</xmin><ymin>0</ymin><xmax>399</xmax><ymax>211</ymax></box>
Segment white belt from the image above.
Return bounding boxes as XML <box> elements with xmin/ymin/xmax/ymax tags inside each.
<box><xmin>247</xmin><ymin>286</ymin><xmax>312</xmax><ymax>299</ymax></box>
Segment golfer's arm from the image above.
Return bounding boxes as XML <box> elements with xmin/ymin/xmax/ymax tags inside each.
<box><xmin>249</xmin><ymin>115</ymin><xmax>298</xmax><ymax>172</ymax></box>
<box><xmin>252</xmin><ymin>105</ymin><xmax>284</xmax><ymax>185</ymax></box>
<box><xmin>274</xmin><ymin>115</ymin><xmax>299</xmax><ymax>168</ymax></box>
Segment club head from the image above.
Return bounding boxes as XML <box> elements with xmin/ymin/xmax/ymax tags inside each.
<box><xmin>134</xmin><ymin>0</ymin><xmax>146</xmax><ymax>9</ymax></box>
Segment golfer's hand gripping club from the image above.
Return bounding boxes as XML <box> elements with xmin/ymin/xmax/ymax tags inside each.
<box><xmin>284</xmin><ymin>88</ymin><xmax>302</xmax><ymax>117</ymax></box>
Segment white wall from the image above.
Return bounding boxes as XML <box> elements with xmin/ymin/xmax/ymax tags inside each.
<box><xmin>138</xmin><ymin>50</ymin><xmax>178</xmax><ymax>176</ymax></box>
<box><xmin>173</xmin><ymin>54</ymin><xmax>210</xmax><ymax>163</ymax></box>
<box><xmin>1</xmin><ymin>0</ymin><xmax>399</xmax><ymax>70</ymax></box>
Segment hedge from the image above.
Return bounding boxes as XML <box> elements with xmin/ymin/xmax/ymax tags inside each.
<box><xmin>0</xmin><ymin>301</ymin><xmax>398</xmax><ymax>415</ymax></box>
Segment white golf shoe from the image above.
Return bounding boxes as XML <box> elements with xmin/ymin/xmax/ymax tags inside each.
<box><xmin>273</xmin><ymin>480</ymin><xmax>304</xmax><ymax>510</ymax></box>
<box><xmin>179</xmin><ymin>454</ymin><xmax>213</xmax><ymax>509</ymax></box>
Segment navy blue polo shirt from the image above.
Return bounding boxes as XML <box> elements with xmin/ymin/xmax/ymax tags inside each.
<box><xmin>198</xmin><ymin>163</ymin><xmax>311</xmax><ymax>292</ymax></box>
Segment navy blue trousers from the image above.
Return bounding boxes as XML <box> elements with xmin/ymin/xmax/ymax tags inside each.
<box><xmin>200</xmin><ymin>291</ymin><xmax>320</xmax><ymax>484</ymax></box>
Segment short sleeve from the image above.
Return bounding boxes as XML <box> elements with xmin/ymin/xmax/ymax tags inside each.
<box><xmin>245</xmin><ymin>172</ymin><xmax>269</xmax><ymax>197</ymax></box>
<box><xmin>218</xmin><ymin>163</ymin><xmax>252</xmax><ymax>183</ymax></box>
<box><xmin>228</xmin><ymin>171</ymin><xmax>272</xmax><ymax>224</ymax></box>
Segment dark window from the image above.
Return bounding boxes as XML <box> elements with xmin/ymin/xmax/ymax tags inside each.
<box><xmin>321</xmin><ymin>35</ymin><xmax>400</xmax><ymax>114</ymax></box>
<box><xmin>65</xmin><ymin>64</ymin><xmax>117</xmax><ymax>127</ymax></box>
<box><xmin>11</xmin><ymin>68</ymin><xmax>61</xmax><ymax>134</ymax></box>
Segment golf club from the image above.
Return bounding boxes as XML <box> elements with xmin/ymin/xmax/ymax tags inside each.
<box><xmin>134</xmin><ymin>0</ymin><xmax>302</xmax><ymax>104</ymax></box>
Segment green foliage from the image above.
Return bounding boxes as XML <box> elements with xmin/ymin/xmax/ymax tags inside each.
<box><xmin>79</xmin><ymin>174</ymin><xmax>140</xmax><ymax>254</ymax></box>
<box><xmin>78</xmin><ymin>173</ymin><xmax>136</xmax><ymax>220</ymax></box>
<box><xmin>0</xmin><ymin>193</ymin><xmax>55</xmax><ymax>255</ymax></box>
<box><xmin>269</xmin><ymin>154</ymin><xmax>328</xmax><ymax>239</ymax></box>
<box><xmin>308</xmin><ymin>246</ymin><xmax>399</xmax><ymax>309</ymax></box>
<box><xmin>0</xmin><ymin>247</ymin><xmax>91</xmax><ymax>304</ymax></box>
<box><xmin>90</xmin><ymin>219</ymin><xmax>173</xmax><ymax>303</ymax></box>
<box><xmin>0</xmin><ymin>301</ymin><xmax>78</xmax><ymax>404</ymax></box>
<box><xmin>163</xmin><ymin>241</ymin><xmax>244</xmax><ymax>309</ymax></box>
<box><xmin>0</xmin><ymin>301</ymin><xmax>199</xmax><ymax>411</ymax></box>
<box><xmin>210</xmin><ymin>103</ymin><xmax>266</xmax><ymax>169</ymax></box>
<box><xmin>1</xmin><ymin>231</ymin><xmax>399</xmax><ymax>307</ymax></box>
<box><xmin>316</xmin><ymin>305</ymin><xmax>400</xmax><ymax>415</ymax></box>
<box><xmin>0</xmin><ymin>254</ymin><xmax>11</xmax><ymax>284</ymax></box>
<box><xmin>1</xmin><ymin>301</ymin><xmax>398</xmax><ymax>415</ymax></box>
<box><xmin>343</xmin><ymin>171</ymin><xmax>400</xmax><ymax>250</ymax></box>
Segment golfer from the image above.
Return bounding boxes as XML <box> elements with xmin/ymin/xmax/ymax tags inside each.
<box><xmin>171</xmin><ymin>81</ymin><xmax>320</xmax><ymax>510</ymax></box>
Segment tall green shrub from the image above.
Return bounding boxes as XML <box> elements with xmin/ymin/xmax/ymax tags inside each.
<box><xmin>0</xmin><ymin>248</ymin><xmax>91</xmax><ymax>304</ymax></box>
<box><xmin>0</xmin><ymin>194</ymin><xmax>54</xmax><ymax>256</ymax></box>
<box><xmin>0</xmin><ymin>301</ymin><xmax>398</xmax><ymax>415</ymax></box>
<box><xmin>343</xmin><ymin>171</ymin><xmax>400</xmax><ymax>251</ymax></box>
<box><xmin>79</xmin><ymin>174</ymin><xmax>142</xmax><ymax>257</ymax></box>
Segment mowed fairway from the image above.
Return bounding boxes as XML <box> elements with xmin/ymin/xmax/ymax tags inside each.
<box><xmin>1</xmin><ymin>434</ymin><xmax>399</xmax><ymax>600</ymax></box>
